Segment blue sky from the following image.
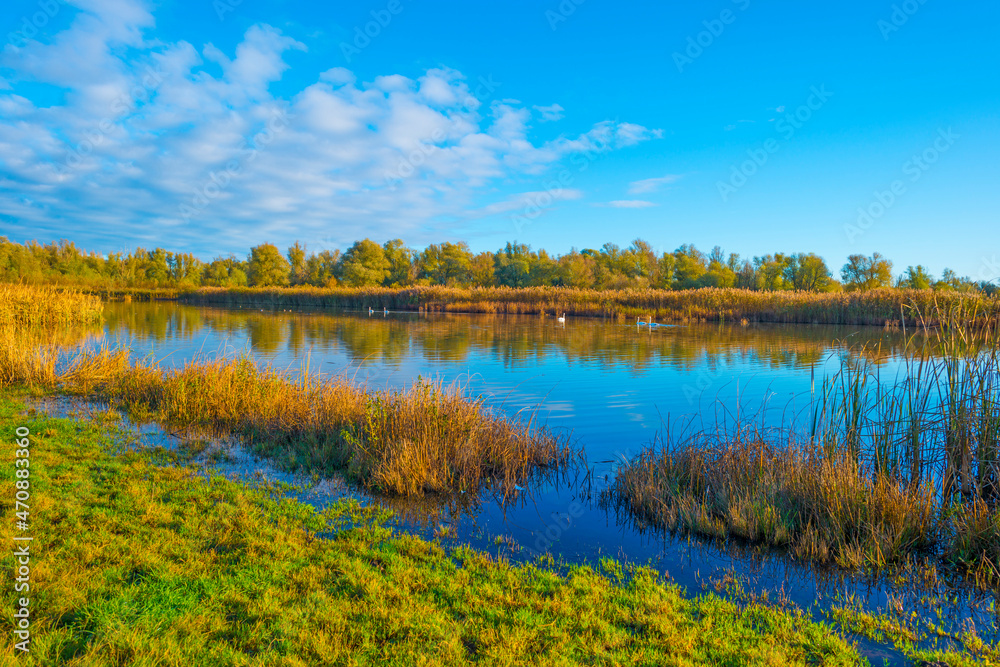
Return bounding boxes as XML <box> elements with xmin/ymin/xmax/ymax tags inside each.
<box><xmin>1</xmin><ymin>0</ymin><xmax>998</xmax><ymax>280</ymax></box>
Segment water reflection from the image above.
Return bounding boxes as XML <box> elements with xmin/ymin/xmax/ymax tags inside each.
<box><xmin>104</xmin><ymin>303</ymin><xmax>906</xmax><ymax>371</ymax></box>
<box><xmin>96</xmin><ymin>303</ymin><xmax>926</xmax><ymax>464</ymax></box>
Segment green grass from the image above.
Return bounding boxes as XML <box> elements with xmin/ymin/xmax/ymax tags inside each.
<box><xmin>826</xmin><ymin>602</ymin><xmax>999</xmax><ymax>666</ymax></box>
<box><xmin>0</xmin><ymin>389</ymin><xmax>873</xmax><ymax>666</ymax></box>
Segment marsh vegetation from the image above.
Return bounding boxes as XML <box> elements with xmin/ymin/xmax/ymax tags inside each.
<box><xmin>610</xmin><ymin>303</ymin><xmax>1000</xmax><ymax>586</ymax></box>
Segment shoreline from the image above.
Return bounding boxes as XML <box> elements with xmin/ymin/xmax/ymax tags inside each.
<box><xmin>57</xmin><ymin>284</ymin><xmax>1000</xmax><ymax>328</ymax></box>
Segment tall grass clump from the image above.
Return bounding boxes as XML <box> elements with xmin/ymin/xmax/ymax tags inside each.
<box><xmin>183</xmin><ymin>285</ymin><xmax>1000</xmax><ymax>326</ymax></box>
<box><xmin>611</xmin><ymin>302</ymin><xmax>1000</xmax><ymax>583</ymax></box>
<box><xmin>0</xmin><ymin>283</ymin><xmax>103</xmax><ymax>326</ymax></box>
<box><xmin>611</xmin><ymin>430</ymin><xmax>939</xmax><ymax>571</ymax></box>
<box><xmin>0</xmin><ymin>327</ymin><xmax>62</xmax><ymax>388</ymax></box>
<box><xmin>41</xmin><ymin>346</ymin><xmax>576</xmax><ymax>497</ymax></box>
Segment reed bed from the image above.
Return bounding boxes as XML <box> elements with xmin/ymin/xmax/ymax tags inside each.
<box><xmin>610</xmin><ymin>303</ymin><xmax>1000</xmax><ymax>584</ymax></box>
<box><xmin>0</xmin><ymin>328</ymin><xmax>574</xmax><ymax>497</ymax></box>
<box><xmin>0</xmin><ymin>283</ymin><xmax>103</xmax><ymax>326</ymax></box>
<box><xmin>182</xmin><ymin>285</ymin><xmax>1000</xmax><ymax>326</ymax></box>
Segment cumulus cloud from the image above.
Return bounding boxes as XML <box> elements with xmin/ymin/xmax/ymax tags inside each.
<box><xmin>627</xmin><ymin>174</ymin><xmax>682</xmax><ymax>195</ymax></box>
<box><xmin>0</xmin><ymin>0</ymin><xmax>661</xmax><ymax>254</ymax></box>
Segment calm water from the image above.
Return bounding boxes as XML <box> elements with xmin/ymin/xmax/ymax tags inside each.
<box><xmin>96</xmin><ymin>301</ymin><xmax>914</xmax><ymax>459</ymax></box>
<box><xmin>55</xmin><ymin>301</ymin><xmax>995</xmax><ymax>660</ymax></box>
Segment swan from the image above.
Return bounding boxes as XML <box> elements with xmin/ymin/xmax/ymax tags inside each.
<box><xmin>557</xmin><ymin>313</ymin><xmax>565</xmax><ymax>322</ymax></box>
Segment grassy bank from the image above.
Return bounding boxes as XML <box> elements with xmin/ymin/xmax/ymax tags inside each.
<box><xmin>0</xmin><ymin>392</ymin><xmax>875</xmax><ymax>666</ymax></box>
<box><xmin>0</xmin><ymin>284</ymin><xmax>103</xmax><ymax>326</ymax></box>
<box><xmin>609</xmin><ymin>305</ymin><xmax>1000</xmax><ymax>586</ymax></box>
<box><xmin>181</xmin><ymin>285</ymin><xmax>1000</xmax><ymax>326</ymax></box>
<box><xmin>0</xmin><ymin>326</ymin><xmax>573</xmax><ymax>497</ymax></box>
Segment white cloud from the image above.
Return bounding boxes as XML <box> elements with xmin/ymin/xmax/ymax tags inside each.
<box><xmin>599</xmin><ymin>200</ymin><xmax>657</xmax><ymax>209</ymax></box>
<box><xmin>0</xmin><ymin>0</ymin><xmax>661</xmax><ymax>254</ymax></box>
<box><xmin>533</xmin><ymin>103</ymin><xmax>564</xmax><ymax>122</ymax></box>
<box><xmin>471</xmin><ymin>189</ymin><xmax>583</xmax><ymax>217</ymax></box>
<box><xmin>627</xmin><ymin>174</ymin><xmax>681</xmax><ymax>194</ymax></box>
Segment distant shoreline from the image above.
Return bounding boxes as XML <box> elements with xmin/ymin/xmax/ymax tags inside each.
<box><xmin>58</xmin><ymin>284</ymin><xmax>1000</xmax><ymax>328</ymax></box>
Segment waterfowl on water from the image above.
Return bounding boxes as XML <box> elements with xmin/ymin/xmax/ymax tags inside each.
<box><xmin>557</xmin><ymin>313</ymin><xmax>566</xmax><ymax>322</ymax></box>
<box><xmin>368</xmin><ymin>307</ymin><xmax>374</xmax><ymax>315</ymax></box>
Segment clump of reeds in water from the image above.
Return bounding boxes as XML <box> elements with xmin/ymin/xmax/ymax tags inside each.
<box><xmin>0</xmin><ymin>283</ymin><xmax>103</xmax><ymax>326</ymax></box>
<box><xmin>610</xmin><ymin>301</ymin><xmax>1000</xmax><ymax>585</ymax></box>
<box><xmin>184</xmin><ymin>285</ymin><xmax>1000</xmax><ymax>327</ymax></box>
<box><xmin>26</xmin><ymin>343</ymin><xmax>575</xmax><ymax>497</ymax></box>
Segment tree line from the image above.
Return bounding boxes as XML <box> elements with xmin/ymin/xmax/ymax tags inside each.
<box><xmin>0</xmin><ymin>236</ymin><xmax>993</xmax><ymax>294</ymax></box>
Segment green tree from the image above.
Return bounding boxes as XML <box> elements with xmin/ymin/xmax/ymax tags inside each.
<box><xmin>653</xmin><ymin>253</ymin><xmax>676</xmax><ymax>289</ymax></box>
<box><xmin>144</xmin><ymin>248</ymin><xmax>171</xmax><ymax>286</ymax></box>
<box><xmin>469</xmin><ymin>252</ymin><xmax>496</xmax><ymax>287</ymax></box>
<box><xmin>559</xmin><ymin>250</ymin><xmax>597</xmax><ymax>288</ymax></box>
<box><xmin>495</xmin><ymin>242</ymin><xmax>532</xmax><ymax>288</ymax></box>
<box><xmin>383</xmin><ymin>240</ymin><xmax>414</xmax><ymax>286</ymax></box>
<box><xmin>901</xmin><ymin>265</ymin><xmax>933</xmax><ymax>290</ymax></box>
<box><xmin>788</xmin><ymin>253</ymin><xmax>834</xmax><ymax>291</ymax></box>
<box><xmin>305</xmin><ymin>250</ymin><xmax>340</xmax><ymax>287</ymax></box>
<box><xmin>417</xmin><ymin>242</ymin><xmax>473</xmax><ymax>286</ymax></box>
<box><xmin>841</xmin><ymin>252</ymin><xmax>893</xmax><ymax>291</ymax></box>
<box><xmin>528</xmin><ymin>249</ymin><xmax>559</xmax><ymax>286</ymax></box>
<box><xmin>339</xmin><ymin>239</ymin><xmax>390</xmax><ymax>287</ymax></box>
<box><xmin>247</xmin><ymin>243</ymin><xmax>291</xmax><ymax>287</ymax></box>
<box><xmin>700</xmin><ymin>246</ymin><xmax>736</xmax><ymax>288</ymax></box>
<box><xmin>287</xmin><ymin>242</ymin><xmax>307</xmax><ymax>285</ymax></box>
<box><xmin>673</xmin><ymin>244</ymin><xmax>707</xmax><ymax>289</ymax></box>
<box><xmin>204</xmin><ymin>256</ymin><xmax>248</xmax><ymax>287</ymax></box>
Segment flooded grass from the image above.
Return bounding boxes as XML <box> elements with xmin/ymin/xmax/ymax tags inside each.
<box><xmin>0</xmin><ymin>392</ymin><xmax>872</xmax><ymax>666</ymax></box>
<box><xmin>182</xmin><ymin>284</ymin><xmax>1000</xmax><ymax>326</ymax></box>
<box><xmin>0</xmin><ymin>327</ymin><xmax>575</xmax><ymax>497</ymax></box>
<box><xmin>610</xmin><ymin>303</ymin><xmax>1000</xmax><ymax>588</ymax></box>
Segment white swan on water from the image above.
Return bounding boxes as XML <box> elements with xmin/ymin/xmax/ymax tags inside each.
<box><xmin>557</xmin><ymin>313</ymin><xmax>566</xmax><ymax>322</ymax></box>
